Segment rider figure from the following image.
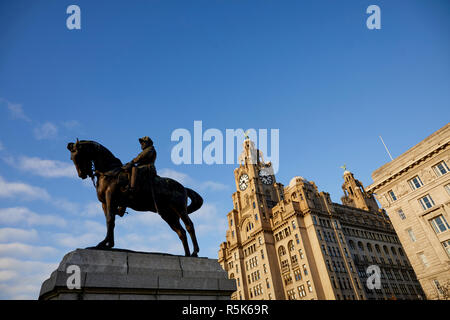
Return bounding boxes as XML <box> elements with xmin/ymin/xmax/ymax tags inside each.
<box><xmin>117</xmin><ymin>137</ymin><xmax>157</xmax><ymax>217</ymax></box>
<box><xmin>124</xmin><ymin>136</ymin><xmax>157</xmax><ymax>192</ymax></box>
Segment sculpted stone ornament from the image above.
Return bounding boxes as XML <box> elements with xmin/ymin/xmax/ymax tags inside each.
<box><xmin>67</xmin><ymin>138</ymin><xmax>203</xmax><ymax>257</ymax></box>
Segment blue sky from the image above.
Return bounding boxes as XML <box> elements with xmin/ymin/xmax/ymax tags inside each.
<box><xmin>0</xmin><ymin>0</ymin><xmax>449</xmax><ymax>299</ymax></box>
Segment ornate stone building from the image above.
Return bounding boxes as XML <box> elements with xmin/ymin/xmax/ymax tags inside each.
<box><xmin>366</xmin><ymin>123</ymin><xmax>450</xmax><ymax>300</ymax></box>
<box><xmin>218</xmin><ymin>139</ymin><xmax>424</xmax><ymax>300</ymax></box>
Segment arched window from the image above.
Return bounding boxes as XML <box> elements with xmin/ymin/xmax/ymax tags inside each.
<box><xmin>383</xmin><ymin>245</ymin><xmax>389</xmax><ymax>254</ymax></box>
<box><xmin>288</xmin><ymin>241</ymin><xmax>295</xmax><ymax>252</ymax></box>
<box><xmin>348</xmin><ymin>187</ymin><xmax>354</xmax><ymax>195</ymax></box>
<box><xmin>278</xmin><ymin>246</ymin><xmax>286</xmax><ymax>257</ymax></box>
<box><xmin>349</xmin><ymin>240</ymin><xmax>355</xmax><ymax>250</ymax></box>
<box><xmin>375</xmin><ymin>244</ymin><xmax>380</xmax><ymax>253</ymax></box>
<box><xmin>391</xmin><ymin>247</ymin><xmax>397</xmax><ymax>256</ymax></box>
<box><xmin>357</xmin><ymin>241</ymin><xmax>364</xmax><ymax>251</ymax></box>
<box><xmin>398</xmin><ymin>248</ymin><xmax>404</xmax><ymax>256</ymax></box>
<box><xmin>367</xmin><ymin>243</ymin><xmax>373</xmax><ymax>252</ymax></box>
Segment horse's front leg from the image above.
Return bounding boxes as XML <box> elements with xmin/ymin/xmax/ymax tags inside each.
<box><xmin>96</xmin><ymin>193</ymin><xmax>116</xmax><ymax>249</ymax></box>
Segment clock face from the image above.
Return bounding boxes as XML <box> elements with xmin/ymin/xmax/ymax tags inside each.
<box><xmin>239</xmin><ymin>174</ymin><xmax>249</xmax><ymax>191</ymax></box>
<box><xmin>259</xmin><ymin>169</ymin><xmax>273</xmax><ymax>185</ymax></box>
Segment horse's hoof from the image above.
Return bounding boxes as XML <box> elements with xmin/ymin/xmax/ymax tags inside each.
<box><xmin>191</xmin><ymin>252</ymin><xmax>198</xmax><ymax>257</ymax></box>
<box><xmin>96</xmin><ymin>241</ymin><xmax>114</xmax><ymax>249</ymax></box>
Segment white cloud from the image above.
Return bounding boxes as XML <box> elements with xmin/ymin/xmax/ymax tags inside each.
<box><xmin>0</xmin><ymin>257</ymin><xmax>58</xmax><ymax>300</ymax></box>
<box><xmin>52</xmin><ymin>198</ymin><xmax>80</xmax><ymax>214</ymax></box>
<box><xmin>191</xmin><ymin>203</ymin><xmax>228</xmax><ymax>236</ymax></box>
<box><xmin>82</xmin><ymin>220</ymin><xmax>105</xmax><ymax>234</ymax></box>
<box><xmin>0</xmin><ymin>176</ymin><xmax>50</xmax><ymax>200</ymax></box>
<box><xmin>52</xmin><ymin>232</ymin><xmax>102</xmax><ymax>248</ymax></box>
<box><xmin>9</xmin><ymin>156</ymin><xmax>76</xmax><ymax>178</ymax></box>
<box><xmin>33</xmin><ymin>122</ymin><xmax>58</xmax><ymax>140</ymax></box>
<box><xmin>61</xmin><ymin>120</ymin><xmax>80</xmax><ymax>130</ymax></box>
<box><xmin>0</xmin><ymin>228</ymin><xmax>38</xmax><ymax>243</ymax></box>
<box><xmin>83</xmin><ymin>201</ymin><xmax>103</xmax><ymax>217</ymax></box>
<box><xmin>199</xmin><ymin>180</ymin><xmax>229</xmax><ymax>191</ymax></box>
<box><xmin>159</xmin><ymin>167</ymin><xmax>229</xmax><ymax>191</ymax></box>
<box><xmin>2</xmin><ymin>99</ymin><xmax>31</xmax><ymax>122</ymax></box>
<box><xmin>0</xmin><ymin>243</ymin><xmax>59</xmax><ymax>260</ymax></box>
<box><xmin>0</xmin><ymin>258</ymin><xmax>56</xmax><ymax>275</ymax></box>
<box><xmin>0</xmin><ymin>174</ymin><xmax>83</xmax><ymax>214</ymax></box>
<box><xmin>0</xmin><ymin>207</ymin><xmax>67</xmax><ymax>227</ymax></box>
<box><xmin>159</xmin><ymin>168</ymin><xmax>193</xmax><ymax>185</ymax></box>
<box><xmin>0</xmin><ymin>270</ymin><xmax>18</xmax><ymax>281</ymax></box>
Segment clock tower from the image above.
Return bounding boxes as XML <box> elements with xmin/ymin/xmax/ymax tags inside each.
<box><xmin>219</xmin><ymin>137</ymin><xmax>286</xmax><ymax>300</ymax></box>
<box><xmin>233</xmin><ymin>138</ymin><xmax>284</xmax><ymax>222</ymax></box>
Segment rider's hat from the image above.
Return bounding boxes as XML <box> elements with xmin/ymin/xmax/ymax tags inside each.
<box><xmin>139</xmin><ymin>136</ymin><xmax>153</xmax><ymax>145</ymax></box>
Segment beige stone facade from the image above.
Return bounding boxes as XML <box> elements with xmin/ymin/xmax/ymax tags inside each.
<box><xmin>367</xmin><ymin>123</ymin><xmax>450</xmax><ymax>300</ymax></box>
<box><xmin>219</xmin><ymin>139</ymin><xmax>424</xmax><ymax>300</ymax></box>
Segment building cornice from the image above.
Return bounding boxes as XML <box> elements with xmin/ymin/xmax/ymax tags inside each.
<box><xmin>367</xmin><ymin>124</ymin><xmax>450</xmax><ymax>192</ymax></box>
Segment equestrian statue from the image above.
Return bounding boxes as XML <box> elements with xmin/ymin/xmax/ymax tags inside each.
<box><xmin>67</xmin><ymin>137</ymin><xmax>203</xmax><ymax>257</ymax></box>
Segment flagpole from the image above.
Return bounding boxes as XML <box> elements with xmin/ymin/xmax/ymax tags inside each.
<box><xmin>379</xmin><ymin>136</ymin><xmax>394</xmax><ymax>161</ymax></box>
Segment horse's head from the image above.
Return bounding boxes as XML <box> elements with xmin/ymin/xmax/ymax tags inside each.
<box><xmin>67</xmin><ymin>140</ymin><xmax>93</xmax><ymax>179</ymax></box>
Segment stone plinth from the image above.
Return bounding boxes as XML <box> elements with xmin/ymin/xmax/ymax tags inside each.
<box><xmin>39</xmin><ymin>248</ymin><xmax>236</xmax><ymax>300</ymax></box>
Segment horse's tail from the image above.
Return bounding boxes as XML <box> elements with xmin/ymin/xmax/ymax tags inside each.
<box><xmin>185</xmin><ymin>188</ymin><xmax>203</xmax><ymax>214</ymax></box>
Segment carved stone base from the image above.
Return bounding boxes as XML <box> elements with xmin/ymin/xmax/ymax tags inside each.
<box><xmin>39</xmin><ymin>248</ymin><xmax>236</xmax><ymax>300</ymax></box>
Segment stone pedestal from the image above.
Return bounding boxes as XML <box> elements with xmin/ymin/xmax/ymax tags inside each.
<box><xmin>39</xmin><ymin>248</ymin><xmax>236</xmax><ymax>300</ymax></box>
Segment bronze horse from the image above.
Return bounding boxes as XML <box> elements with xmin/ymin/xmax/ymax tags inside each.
<box><xmin>67</xmin><ymin>140</ymin><xmax>203</xmax><ymax>257</ymax></box>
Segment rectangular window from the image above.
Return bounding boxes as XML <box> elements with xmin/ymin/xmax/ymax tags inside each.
<box><xmin>433</xmin><ymin>280</ymin><xmax>443</xmax><ymax>295</ymax></box>
<box><xmin>303</xmin><ymin>264</ymin><xmax>308</xmax><ymax>276</ymax></box>
<box><xmin>298</xmin><ymin>285</ymin><xmax>306</xmax><ymax>297</ymax></box>
<box><xmin>397</xmin><ymin>209</ymin><xmax>406</xmax><ymax>220</ymax></box>
<box><xmin>407</xmin><ymin>228</ymin><xmax>417</xmax><ymax>242</ymax></box>
<box><xmin>307</xmin><ymin>280</ymin><xmax>313</xmax><ymax>292</ymax></box>
<box><xmin>408</xmin><ymin>175</ymin><xmax>423</xmax><ymax>190</ymax></box>
<box><xmin>388</xmin><ymin>190</ymin><xmax>397</xmax><ymax>202</ymax></box>
<box><xmin>419</xmin><ymin>194</ymin><xmax>435</xmax><ymax>210</ymax></box>
<box><xmin>430</xmin><ymin>215</ymin><xmax>450</xmax><ymax>234</ymax></box>
<box><xmin>317</xmin><ymin>230</ymin><xmax>323</xmax><ymax>241</ymax></box>
<box><xmin>299</xmin><ymin>249</ymin><xmax>304</xmax><ymax>259</ymax></box>
<box><xmin>418</xmin><ymin>253</ymin><xmax>429</xmax><ymax>268</ymax></box>
<box><xmin>433</xmin><ymin>161</ymin><xmax>449</xmax><ymax>177</ymax></box>
<box><xmin>445</xmin><ymin>184</ymin><xmax>450</xmax><ymax>195</ymax></box>
<box><xmin>442</xmin><ymin>239</ymin><xmax>450</xmax><ymax>258</ymax></box>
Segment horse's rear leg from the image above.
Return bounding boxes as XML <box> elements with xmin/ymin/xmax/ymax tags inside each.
<box><xmin>161</xmin><ymin>214</ymin><xmax>190</xmax><ymax>257</ymax></box>
<box><xmin>179</xmin><ymin>214</ymin><xmax>199</xmax><ymax>257</ymax></box>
